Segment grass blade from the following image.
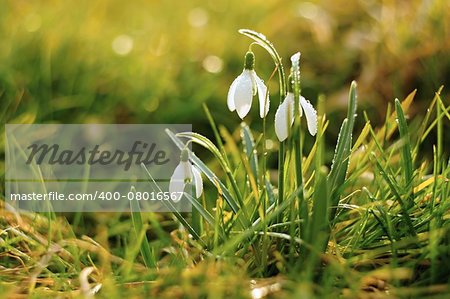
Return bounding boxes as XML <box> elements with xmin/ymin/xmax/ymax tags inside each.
<box><xmin>328</xmin><ymin>81</ymin><xmax>357</xmax><ymax>219</ymax></box>
<box><xmin>129</xmin><ymin>186</ymin><xmax>156</xmax><ymax>268</ymax></box>
<box><xmin>241</xmin><ymin>123</ymin><xmax>259</xmax><ymax>186</ymax></box>
<box><xmin>395</xmin><ymin>98</ymin><xmax>414</xmax><ymax>187</ymax></box>
<box><xmin>140</xmin><ymin>164</ymin><xmax>205</xmax><ymax>243</ymax></box>
<box><xmin>371</xmin><ymin>154</ymin><xmax>416</xmax><ymax>236</ymax></box>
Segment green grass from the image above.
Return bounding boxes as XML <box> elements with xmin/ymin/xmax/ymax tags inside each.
<box><xmin>1</xmin><ymin>1</ymin><xmax>450</xmax><ymax>298</ymax></box>
<box><xmin>1</xmin><ymin>87</ymin><xmax>449</xmax><ymax>297</ymax></box>
<box><xmin>2</xmin><ymin>36</ymin><xmax>450</xmax><ymax>299</ymax></box>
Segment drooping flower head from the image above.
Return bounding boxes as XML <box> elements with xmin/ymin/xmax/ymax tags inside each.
<box><xmin>169</xmin><ymin>148</ymin><xmax>203</xmax><ymax>202</ymax></box>
<box><xmin>227</xmin><ymin>51</ymin><xmax>269</xmax><ymax>119</ymax></box>
<box><xmin>274</xmin><ymin>63</ymin><xmax>317</xmax><ymax>142</ymax></box>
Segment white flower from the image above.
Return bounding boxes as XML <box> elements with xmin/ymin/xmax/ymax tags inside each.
<box><xmin>274</xmin><ymin>92</ymin><xmax>317</xmax><ymax>141</ymax></box>
<box><xmin>169</xmin><ymin>150</ymin><xmax>203</xmax><ymax>202</ymax></box>
<box><xmin>291</xmin><ymin>52</ymin><xmax>301</xmax><ymax>64</ymax></box>
<box><xmin>227</xmin><ymin>51</ymin><xmax>269</xmax><ymax>119</ymax></box>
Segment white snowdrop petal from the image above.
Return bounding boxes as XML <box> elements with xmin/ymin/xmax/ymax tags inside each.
<box><xmin>169</xmin><ymin>162</ymin><xmax>186</xmax><ymax>202</ymax></box>
<box><xmin>298</xmin><ymin>97</ymin><xmax>303</xmax><ymax>117</ymax></box>
<box><xmin>300</xmin><ymin>96</ymin><xmax>317</xmax><ymax>136</ymax></box>
<box><xmin>254</xmin><ymin>73</ymin><xmax>269</xmax><ymax>118</ymax></box>
<box><xmin>191</xmin><ymin>165</ymin><xmax>203</xmax><ymax>198</ymax></box>
<box><xmin>274</xmin><ymin>93</ymin><xmax>295</xmax><ymax>141</ymax></box>
<box><xmin>227</xmin><ymin>76</ymin><xmax>239</xmax><ymax>112</ymax></box>
<box><xmin>274</xmin><ymin>102</ymin><xmax>289</xmax><ymax>142</ymax></box>
<box><xmin>182</xmin><ymin>161</ymin><xmax>192</xmax><ymax>180</ymax></box>
<box><xmin>291</xmin><ymin>52</ymin><xmax>301</xmax><ymax>63</ymax></box>
<box><xmin>285</xmin><ymin>94</ymin><xmax>295</xmax><ymax>125</ymax></box>
<box><xmin>234</xmin><ymin>70</ymin><xmax>253</xmax><ymax>119</ymax></box>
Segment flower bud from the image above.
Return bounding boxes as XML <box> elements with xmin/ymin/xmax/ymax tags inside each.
<box><xmin>180</xmin><ymin>148</ymin><xmax>189</xmax><ymax>162</ymax></box>
<box><xmin>244</xmin><ymin>51</ymin><xmax>255</xmax><ymax>70</ymax></box>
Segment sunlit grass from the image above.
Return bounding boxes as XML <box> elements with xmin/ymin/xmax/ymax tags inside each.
<box><xmin>1</xmin><ymin>81</ymin><xmax>449</xmax><ymax>297</ymax></box>
<box><xmin>1</xmin><ymin>0</ymin><xmax>450</xmax><ymax>298</ymax></box>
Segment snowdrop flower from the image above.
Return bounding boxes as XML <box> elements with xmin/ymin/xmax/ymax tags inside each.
<box><xmin>274</xmin><ymin>90</ymin><xmax>317</xmax><ymax>142</ymax></box>
<box><xmin>169</xmin><ymin>148</ymin><xmax>203</xmax><ymax>202</ymax></box>
<box><xmin>227</xmin><ymin>51</ymin><xmax>269</xmax><ymax>119</ymax></box>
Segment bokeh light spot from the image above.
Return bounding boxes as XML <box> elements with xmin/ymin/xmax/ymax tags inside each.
<box><xmin>112</xmin><ymin>35</ymin><xmax>134</xmax><ymax>56</ymax></box>
<box><xmin>144</xmin><ymin>99</ymin><xmax>160</xmax><ymax>112</ymax></box>
<box><xmin>297</xmin><ymin>2</ymin><xmax>319</xmax><ymax>20</ymax></box>
<box><xmin>265</xmin><ymin>139</ymin><xmax>274</xmax><ymax>150</ymax></box>
<box><xmin>202</xmin><ymin>55</ymin><xmax>223</xmax><ymax>73</ymax></box>
<box><xmin>188</xmin><ymin>8</ymin><xmax>209</xmax><ymax>28</ymax></box>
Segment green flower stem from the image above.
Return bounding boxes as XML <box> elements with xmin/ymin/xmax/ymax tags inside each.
<box><xmin>294</xmin><ymin>120</ymin><xmax>308</xmax><ymax>251</ymax></box>
<box><xmin>293</xmin><ymin>111</ymin><xmax>306</xmax><ymax>240</ymax></box>
<box><xmin>238</xmin><ymin>29</ymin><xmax>287</xmax><ymax>216</ymax></box>
<box><xmin>290</xmin><ymin>54</ymin><xmax>306</xmax><ymax>245</ymax></box>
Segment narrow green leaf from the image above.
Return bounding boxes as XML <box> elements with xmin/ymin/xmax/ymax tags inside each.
<box><xmin>129</xmin><ymin>186</ymin><xmax>156</xmax><ymax>268</ymax></box>
<box><xmin>203</xmin><ymin>103</ymin><xmax>227</xmax><ymax>157</ymax></box>
<box><xmin>371</xmin><ymin>154</ymin><xmax>416</xmax><ymax>236</ymax></box>
<box><xmin>218</xmin><ymin>186</ymin><xmax>302</xmax><ymax>255</ymax></box>
<box><xmin>395</xmin><ymin>98</ymin><xmax>414</xmax><ymax>187</ymax></box>
<box><xmin>308</xmin><ymin>168</ymin><xmax>328</xmax><ymax>245</ymax></box>
<box><xmin>240</xmin><ymin>123</ymin><xmax>259</xmax><ymax>186</ymax></box>
<box><xmin>184</xmin><ymin>192</ymin><xmax>226</xmax><ymax>240</ymax></box>
<box><xmin>328</xmin><ymin>119</ymin><xmax>348</xmax><ymax>186</ymax></box>
<box><xmin>328</xmin><ymin>81</ymin><xmax>357</xmax><ymax>215</ymax></box>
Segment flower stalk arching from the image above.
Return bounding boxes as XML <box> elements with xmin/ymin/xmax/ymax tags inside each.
<box><xmin>238</xmin><ymin>29</ymin><xmax>287</xmax><ymax>101</ymax></box>
<box><xmin>238</xmin><ymin>29</ymin><xmax>288</xmax><ymax>214</ymax></box>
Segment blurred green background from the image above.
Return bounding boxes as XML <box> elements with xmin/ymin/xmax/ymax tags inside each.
<box><xmin>1</xmin><ymin>0</ymin><xmax>449</xmax><ymax>142</ymax></box>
